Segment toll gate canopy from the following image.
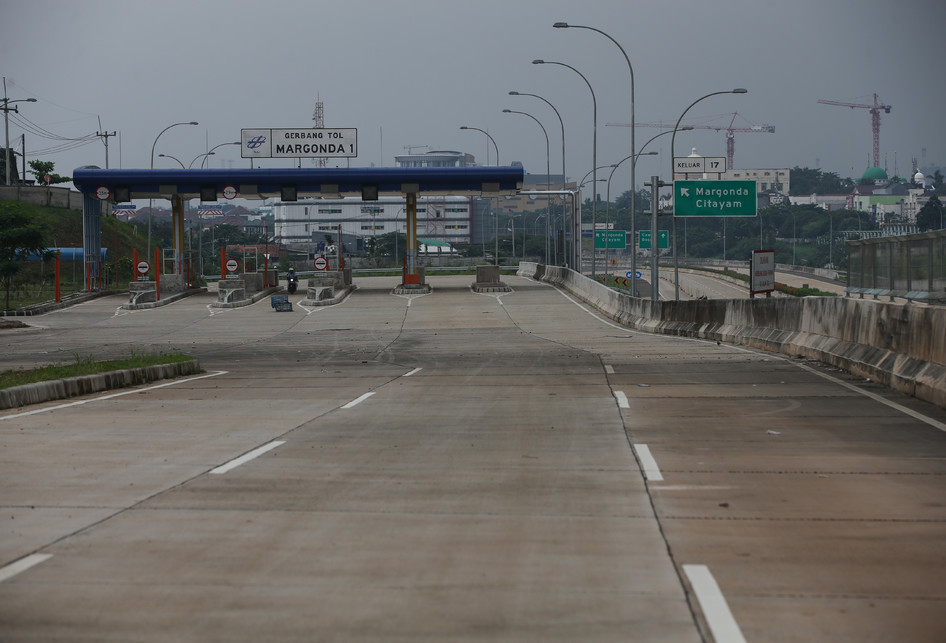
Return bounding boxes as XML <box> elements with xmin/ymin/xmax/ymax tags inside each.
<box><xmin>72</xmin><ymin>165</ymin><xmax>524</xmax><ymax>284</ymax></box>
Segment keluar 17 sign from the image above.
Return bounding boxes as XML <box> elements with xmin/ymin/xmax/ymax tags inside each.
<box><xmin>241</xmin><ymin>128</ymin><xmax>357</xmax><ymax>158</ymax></box>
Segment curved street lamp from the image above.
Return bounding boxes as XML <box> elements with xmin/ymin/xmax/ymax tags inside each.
<box><xmin>202</xmin><ymin>141</ymin><xmax>241</xmax><ymax>168</ymax></box>
<box><xmin>158</xmin><ymin>153</ymin><xmax>185</xmax><ymax>168</ymax></box>
<box><xmin>459</xmin><ymin>126</ymin><xmax>499</xmax><ymax>166</ymax></box>
<box><xmin>460</xmin><ymin>126</ymin><xmax>501</xmax><ymax>263</ymax></box>
<box><xmin>190</xmin><ymin>152</ymin><xmax>214</xmax><ymax>168</ymax></box>
<box><xmin>503</xmin><ymin>108</ymin><xmax>551</xmax><ymax>263</ymax></box>
<box><xmin>604</xmin><ymin>151</ymin><xmax>657</xmax><ymax>275</ymax></box>
<box><xmin>509</xmin><ymin>91</ymin><xmax>569</xmax><ymax>268</ymax></box>
<box><xmin>148</xmin><ymin>121</ymin><xmax>198</xmax><ymax>258</ymax></box>
<box><xmin>553</xmin><ymin>23</ymin><xmax>636</xmax><ymax>280</ymax></box>
<box><xmin>533</xmin><ymin>59</ymin><xmax>597</xmax><ymax>276</ymax></box>
<box><xmin>670</xmin><ymin>89</ymin><xmax>747</xmax><ymax>299</ymax></box>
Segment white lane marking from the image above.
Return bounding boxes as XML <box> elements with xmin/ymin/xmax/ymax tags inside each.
<box><xmin>210</xmin><ymin>440</ymin><xmax>286</xmax><ymax>475</ymax></box>
<box><xmin>604</xmin><ymin>364</ymin><xmax>615</xmax><ymax>374</ymax></box>
<box><xmin>342</xmin><ymin>392</ymin><xmax>375</xmax><ymax>409</ymax></box>
<box><xmin>649</xmin><ymin>485</ymin><xmax>732</xmax><ymax>491</ymax></box>
<box><xmin>403</xmin><ymin>368</ymin><xmax>422</xmax><ymax>377</ymax></box>
<box><xmin>613</xmin><ymin>390</ymin><xmax>630</xmax><ymax>409</ymax></box>
<box><xmin>683</xmin><ymin>564</ymin><xmax>746</xmax><ymax>643</ymax></box>
<box><xmin>634</xmin><ymin>444</ymin><xmax>664</xmax><ymax>482</ymax></box>
<box><xmin>0</xmin><ymin>554</ymin><xmax>53</xmax><ymax>583</ymax></box>
<box><xmin>794</xmin><ymin>362</ymin><xmax>946</xmax><ymax>434</ymax></box>
<box><xmin>0</xmin><ymin>371</ymin><xmax>229</xmax><ymax>421</ymax></box>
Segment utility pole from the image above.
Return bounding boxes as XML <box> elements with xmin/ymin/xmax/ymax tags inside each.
<box><xmin>96</xmin><ymin>130</ymin><xmax>117</xmax><ymax>168</ymax></box>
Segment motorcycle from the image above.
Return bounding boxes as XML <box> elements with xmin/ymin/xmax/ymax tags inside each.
<box><xmin>287</xmin><ymin>273</ymin><xmax>298</xmax><ymax>294</ymax></box>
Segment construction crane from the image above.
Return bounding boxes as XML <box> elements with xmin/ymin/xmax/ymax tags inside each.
<box><xmin>817</xmin><ymin>93</ymin><xmax>891</xmax><ymax>169</ymax></box>
<box><xmin>605</xmin><ymin>112</ymin><xmax>774</xmax><ymax>169</ymax></box>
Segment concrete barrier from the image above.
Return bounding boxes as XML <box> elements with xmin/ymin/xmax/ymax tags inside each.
<box><xmin>520</xmin><ymin>262</ymin><xmax>946</xmax><ymax>409</ymax></box>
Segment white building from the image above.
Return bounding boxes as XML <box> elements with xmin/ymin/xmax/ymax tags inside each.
<box><xmin>274</xmin><ymin>195</ymin><xmax>474</xmax><ymax>252</ymax></box>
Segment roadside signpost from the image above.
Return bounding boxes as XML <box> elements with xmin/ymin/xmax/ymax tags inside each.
<box><xmin>673</xmin><ymin>180</ymin><xmax>757</xmax><ymax>217</ymax></box>
<box><xmin>750</xmin><ymin>249</ymin><xmax>776</xmax><ymax>297</ymax></box>
<box><xmin>241</xmin><ymin>128</ymin><xmax>358</xmax><ymax>159</ymax></box>
<box><xmin>673</xmin><ymin>156</ymin><xmax>727</xmax><ymax>174</ymax></box>
<box><xmin>594</xmin><ymin>230</ymin><xmax>627</xmax><ymax>250</ymax></box>
<box><xmin>638</xmin><ymin>230</ymin><xmax>669</xmax><ymax>249</ymax></box>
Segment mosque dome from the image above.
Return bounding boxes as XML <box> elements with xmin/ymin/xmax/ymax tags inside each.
<box><xmin>861</xmin><ymin>166</ymin><xmax>888</xmax><ymax>182</ymax></box>
<box><xmin>914</xmin><ymin>170</ymin><xmax>926</xmax><ymax>185</ymax></box>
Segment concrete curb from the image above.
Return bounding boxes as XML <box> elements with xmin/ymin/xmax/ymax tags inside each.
<box><xmin>301</xmin><ymin>285</ymin><xmax>358</xmax><ymax>305</ymax></box>
<box><xmin>211</xmin><ymin>287</ymin><xmax>283</xmax><ymax>309</ymax></box>
<box><xmin>520</xmin><ymin>262</ymin><xmax>946</xmax><ymax>409</ymax></box>
<box><xmin>0</xmin><ymin>359</ymin><xmax>202</xmax><ymax>410</ymax></box>
<box><xmin>122</xmin><ymin>288</ymin><xmax>205</xmax><ymax>310</ymax></box>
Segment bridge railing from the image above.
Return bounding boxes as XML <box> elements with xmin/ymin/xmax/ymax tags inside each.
<box><xmin>847</xmin><ymin>229</ymin><xmax>946</xmax><ymax>303</ymax></box>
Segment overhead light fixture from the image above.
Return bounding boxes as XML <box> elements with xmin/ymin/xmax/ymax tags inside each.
<box><xmin>361</xmin><ymin>184</ymin><xmax>379</xmax><ymax>201</ymax></box>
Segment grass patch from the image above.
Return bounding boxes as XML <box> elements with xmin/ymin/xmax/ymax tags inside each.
<box><xmin>0</xmin><ymin>351</ymin><xmax>195</xmax><ymax>390</ymax></box>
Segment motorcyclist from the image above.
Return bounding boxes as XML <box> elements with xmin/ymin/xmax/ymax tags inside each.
<box><xmin>286</xmin><ymin>267</ymin><xmax>298</xmax><ymax>294</ymax></box>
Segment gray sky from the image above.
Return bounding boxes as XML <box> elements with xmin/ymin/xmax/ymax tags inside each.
<box><xmin>3</xmin><ymin>0</ymin><xmax>944</xmax><ymax>198</ymax></box>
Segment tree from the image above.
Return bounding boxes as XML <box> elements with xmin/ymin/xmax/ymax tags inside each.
<box><xmin>789</xmin><ymin>167</ymin><xmax>854</xmax><ymax>196</ymax></box>
<box><xmin>27</xmin><ymin>159</ymin><xmax>71</xmax><ymax>185</ymax></box>
<box><xmin>0</xmin><ymin>201</ymin><xmax>51</xmax><ymax>310</ymax></box>
<box><xmin>917</xmin><ymin>195</ymin><xmax>944</xmax><ymax>231</ymax></box>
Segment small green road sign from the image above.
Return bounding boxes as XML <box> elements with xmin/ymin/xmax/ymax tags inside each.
<box><xmin>674</xmin><ymin>180</ymin><xmax>757</xmax><ymax>217</ymax></box>
<box><xmin>594</xmin><ymin>230</ymin><xmax>627</xmax><ymax>249</ymax></box>
<box><xmin>638</xmin><ymin>230</ymin><xmax>669</xmax><ymax>249</ymax></box>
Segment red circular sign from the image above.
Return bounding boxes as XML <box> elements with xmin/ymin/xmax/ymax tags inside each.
<box><xmin>314</xmin><ymin>257</ymin><xmax>328</xmax><ymax>271</ymax></box>
<box><xmin>136</xmin><ymin>260</ymin><xmax>150</xmax><ymax>275</ymax></box>
<box><xmin>226</xmin><ymin>259</ymin><xmax>239</xmax><ymax>273</ymax></box>
<box><xmin>95</xmin><ymin>186</ymin><xmax>110</xmax><ymax>200</ymax></box>
<box><xmin>222</xmin><ymin>185</ymin><xmax>238</xmax><ymax>200</ymax></box>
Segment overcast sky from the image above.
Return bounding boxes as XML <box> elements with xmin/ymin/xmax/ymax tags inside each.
<box><xmin>3</xmin><ymin>0</ymin><xmax>944</xmax><ymax>199</ymax></box>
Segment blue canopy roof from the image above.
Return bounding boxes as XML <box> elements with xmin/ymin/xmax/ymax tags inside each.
<box><xmin>72</xmin><ymin>165</ymin><xmax>524</xmax><ymax>200</ymax></box>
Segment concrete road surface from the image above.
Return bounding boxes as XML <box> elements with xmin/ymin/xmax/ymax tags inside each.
<box><xmin>2</xmin><ymin>275</ymin><xmax>945</xmax><ymax>642</ymax></box>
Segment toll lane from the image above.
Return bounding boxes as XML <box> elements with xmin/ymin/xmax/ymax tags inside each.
<box><xmin>1</xmin><ymin>275</ymin><xmax>945</xmax><ymax>641</ymax></box>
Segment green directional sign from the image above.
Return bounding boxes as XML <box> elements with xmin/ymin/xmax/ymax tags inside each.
<box><xmin>674</xmin><ymin>180</ymin><xmax>757</xmax><ymax>217</ymax></box>
<box><xmin>594</xmin><ymin>230</ymin><xmax>627</xmax><ymax>249</ymax></box>
<box><xmin>638</xmin><ymin>230</ymin><xmax>669</xmax><ymax>249</ymax></box>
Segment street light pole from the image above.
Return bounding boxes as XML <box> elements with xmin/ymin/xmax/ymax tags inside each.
<box><xmin>503</xmin><ymin>108</ymin><xmax>551</xmax><ymax>263</ymax></box>
<box><xmin>510</xmin><ymin>91</ymin><xmax>567</xmax><ymax>267</ymax></box>
<box><xmin>149</xmin><ymin>121</ymin><xmax>198</xmax><ymax>259</ymax></box>
<box><xmin>158</xmin><ymin>154</ymin><xmax>185</xmax><ymax>168</ymax></box>
<box><xmin>606</xmin><ymin>151</ymin><xmax>657</xmax><ymax>274</ymax></box>
<box><xmin>202</xmin><ymin>141</ymin><xmax>241</xmax><ymax>168</ymax></box>
<box><xmin>553</xmin><ymin>23</ymin><xmax>635</xmax><ymax>283</ymax></box>
<box><xmin>2</xmin><ymin>78</ymin><xmax>37</xmax><ymax>186</ymax></box>
<box><xmin>460</xmin><ymin>126</ymin><xmax>501</xmax><ymax>265</ymax></box>
<box><xmin>670</xmin><ymin>89</ymin><xmax>746</xmax><ymax>299</ymax></box>
<box><xmin>533</xmin><ymin>59</ymin><xmax>596</xmax><ymax>277</ymax></box>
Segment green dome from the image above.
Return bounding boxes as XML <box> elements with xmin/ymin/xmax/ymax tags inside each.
<box><xmin>861</xmin><ymin>166</ymin><xmax>888</xmax><ymax>181</ymax></box>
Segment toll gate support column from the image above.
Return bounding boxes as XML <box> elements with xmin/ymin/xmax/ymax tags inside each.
<box><xmin>81</xmin><ymin>193</ymin><xmax>101</xmax><ymax>291</ymax></box>
<box><xmin>171</xmin><ymin>194</ymin><xmax>185</xmax><ymax>275</ymax></box>
<box><xmin>405</xmin><ymin>192</ymin><xmax>418</xmax><ymax>284</ymax></box>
